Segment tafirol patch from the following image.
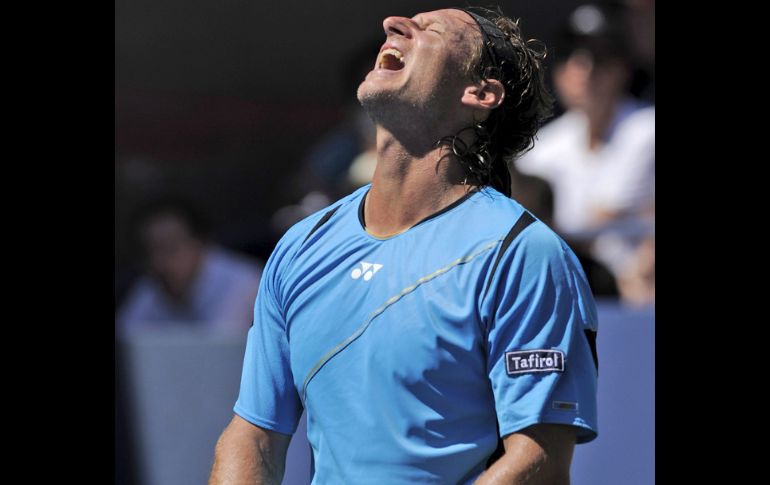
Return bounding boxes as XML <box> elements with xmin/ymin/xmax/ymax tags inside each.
<box><xmin>505</xmin><ymin>349</ymin><xmax>565</xmax><ymax>376</ymax></box>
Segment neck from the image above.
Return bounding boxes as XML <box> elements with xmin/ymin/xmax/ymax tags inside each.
<box><xmin>363</xmin><ymin>125</ymin><xmax>477</xmax><ymax>237</ymax></box>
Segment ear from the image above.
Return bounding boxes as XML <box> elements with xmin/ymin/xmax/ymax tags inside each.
<box><xmin>461</xmin><ymin>79</ymin><xmax>505</xmax><ymax>111</ymax></box>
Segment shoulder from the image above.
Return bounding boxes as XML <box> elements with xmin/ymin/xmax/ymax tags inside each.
<box><xmin>120</xmin><ymin>276</ymin><xmax>162</xmax><ymax>306</ymax></box>
<box><xmin>467</xmin><ymin>186</ymin><xmax>527</xmax><ymax>217</ymax></box>
<box><xmin>459</xmin><ymin>187</ymin><xmax>571</xmax><ymax>264</ymax></box>
<box><xmin>536</xmin><ymin>110</ymin><xmax>586</xmax><ymax>139</ymax></box>
<box><xmin>116</xmin><ymin>276</ymin><xmax>166</xmax><ymax>327</ymax></box>
<box><xmin>516</xmin><ymin>111</ymin><xmax>586</xmax><ymax>172</ymax></box>
<box><xmin>615</xmin><ymin>102</ymin><xmax>655</xmax><ymax>138</ymax></box>
<box><xmin>466</xmin><ymin>187</ymin><xmax>544</xmax><ymax>236</ymax></box>
<box><xmin>514</xmin><ymin>221</ymin><xmax>573</xmax><ymax>268</ymax></box>
<box><xmin>472</xmin><ymin>190</ymin><xmax>597</xmax><ymax>328</ymax></box>
<box><xmin>264</xmin><ymin>185</ymin><xmax>369</xmax><ymax>273</ymax></box>
<box><xmin>473</xmin><ymin>188</ymin><xmax>579</xmax><ymax>269</ymax></box>
<box><xmin>280</xmin><ymin>185</ymin><xmax>367</xmax><ymax>243</ymax></box>
<box><xmin>625</xmin><ymin>103</ymin><xmax>655</xmax><ymax>124</ymax></box>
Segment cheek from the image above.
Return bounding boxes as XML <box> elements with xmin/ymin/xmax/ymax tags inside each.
<box><xmin>415</xmin><ymin>37</ymin><xmax>454</xmax><ymax>69</ymax></box>
<box><xmin>415</xmin><ymin>51</ymin><xmax>459</xmax><ymax>86</ymax></box>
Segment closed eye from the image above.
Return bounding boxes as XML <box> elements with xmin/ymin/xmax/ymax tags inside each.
<box><xmin>413</xmin><ymin>16</ymin><xmax>444</xmax><ymax>34</ymax></box>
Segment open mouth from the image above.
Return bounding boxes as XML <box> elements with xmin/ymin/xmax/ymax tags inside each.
<box><xmin>377</xmin><ymin>48</ymin><xmax>405</xmax><ymax>71</ymax></box>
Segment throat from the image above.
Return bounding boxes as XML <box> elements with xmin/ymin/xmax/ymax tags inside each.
<box><xmin>360</xmin><ymin>183</ymin><xmax>477</xmax><ymax>238</ymax></box>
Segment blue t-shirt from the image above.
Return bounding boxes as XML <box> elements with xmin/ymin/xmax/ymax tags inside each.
<box><xmin>235</xmin><ymin>184</ymin><xmax>598</xmax><ymax>484</ymax></box>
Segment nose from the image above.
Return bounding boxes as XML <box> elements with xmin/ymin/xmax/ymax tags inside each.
<box><xmin>383</xmin><ymin>16</ymin><xmax>415</xmax><ymax>39</ymax></box>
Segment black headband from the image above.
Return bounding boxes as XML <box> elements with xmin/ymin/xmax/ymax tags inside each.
<box><xmin>457</xmin><ymin>9</ymin><xmax>517</xmax><ymax>79</ymax></box>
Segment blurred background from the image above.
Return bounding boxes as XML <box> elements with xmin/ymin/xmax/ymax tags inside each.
<box><xmin>115</xmin><ymin>0</ymin><xmax>654</xmax><ymax>483</ymax></box>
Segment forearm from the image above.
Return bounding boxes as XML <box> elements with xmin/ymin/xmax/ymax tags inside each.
<box><xmin>473</xmin><ymin>448</ymin><xmax>567</xmax><ymax>485</ymax></box>
<box><xmin>473</xmin><ymin>424</ymin><xmax>575</xmax><ymax>485</ymax></box>
<box><xmin>209</xmin><ymin>418</ymin><xmax>287</xmax><ymax>485</ymax></box>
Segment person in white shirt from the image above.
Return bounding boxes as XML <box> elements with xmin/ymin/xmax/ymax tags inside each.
<box><xmin>515</xmin><ymin>3</ymin><xmax>654</xmax><ymax>304</ymax></box>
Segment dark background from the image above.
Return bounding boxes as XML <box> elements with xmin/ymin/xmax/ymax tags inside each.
<box><xmin>114</xmin><ymin>3</ymin><xmax>656</xmax><ymax>484</ymax></box>
<box><xmin>115</xmin><ymin>0</ymin><xmax>589</xmax><ymax>307</ymax></box>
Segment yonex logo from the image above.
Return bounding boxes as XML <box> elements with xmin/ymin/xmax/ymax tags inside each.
<box><xmin>351</xmin><ymin>262</ymin><xmax>383</xmax><ymax>281</ymax></box>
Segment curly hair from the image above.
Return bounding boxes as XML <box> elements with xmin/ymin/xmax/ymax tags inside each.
<box><xmin>441</xmin><ymin>7</ymin><xmax>554</xmax><ymax>197</ymax></box>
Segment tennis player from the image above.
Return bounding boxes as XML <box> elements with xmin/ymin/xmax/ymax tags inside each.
<box><xmin>210</xmin><ymin>7</ymin><xmax>598</xmax><ymax>484</ymax></box>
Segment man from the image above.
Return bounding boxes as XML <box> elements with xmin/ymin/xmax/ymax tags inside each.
<box><xmin>515</xmin><ymin>2</ymin><xmax>654</xmax><ymax>305</ymax></box>
<box><xmin>117</xmin><ymin>199</ymin><xmax>262</xmax><ymax>333</ymax></box>
<box><xmin>210</xmin><ymin>7</ymin><xmax>598</xmax><ymax>484</ymax></box>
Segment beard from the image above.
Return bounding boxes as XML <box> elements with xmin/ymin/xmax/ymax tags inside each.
<box><xmin>356</xmin><ymin>79</ymin><xmax>439</xmax><ymax>132</ymax></box>
<box><xmin>357</xmin><ymin>82</ymin><xmax>399</xmax><ymax>124</ymax></box>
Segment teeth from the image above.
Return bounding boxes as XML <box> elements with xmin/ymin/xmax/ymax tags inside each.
<box><xmin>382</xmin><ymin>48</ymin><xmax>403</xmax><ymax>60</ymax></box>
<box><xmin>378</xmin><ymin>48</ymin><xmax>404</xmax><ymax>69</ymax></box>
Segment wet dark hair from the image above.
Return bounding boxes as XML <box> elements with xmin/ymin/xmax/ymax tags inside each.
<box><xmin>441</xmin><ymin>6</ymin><xmax>554</xmax><ymax>197</ymax></box>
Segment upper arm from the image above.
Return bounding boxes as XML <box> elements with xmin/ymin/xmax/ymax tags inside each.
<box><xmin>234</xmin><ymin>243</ymin><xmax>303</xmax><ymax>434</ymax></box>
<box><xmin>482</xmin><ymin>222</ymin><xmax>599</xmax><ymax>443</ymax></box>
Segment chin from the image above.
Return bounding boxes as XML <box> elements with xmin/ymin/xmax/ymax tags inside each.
<box><xmin>358</xmin><ymin>73</ymin><xmax>383</xmax><ymax>96</ymax></box>
<box><xmin>355</xmin><ymin>78</ymin><xmax>370</xmax><ymax>104</ymax></box>
<box><xmin>358</xmin><ymin>93</ymin><xmax>399</xmax><ymax>124</ymax></box>
<box><xmin>357</xmin><ymin>80</ymin><xmax>392</xmax><ymax>112</ymax></box>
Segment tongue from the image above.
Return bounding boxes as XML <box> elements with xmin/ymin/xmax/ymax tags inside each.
<box><xmin>382</xmin><ymin>54</ymin><xmax>404</xmax><ymax>71</ymax></box>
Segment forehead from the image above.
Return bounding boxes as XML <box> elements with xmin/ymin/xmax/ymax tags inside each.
<box><xmin>413</xmin><ymin>8</ymin><xmax>480</xmax><ymax>37</ymax></box>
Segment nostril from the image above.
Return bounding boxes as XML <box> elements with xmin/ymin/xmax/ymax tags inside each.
<box><xmin>383</xmin><ymin>17</ymin><xmax>411</xmax><ymax>38</ymax></box>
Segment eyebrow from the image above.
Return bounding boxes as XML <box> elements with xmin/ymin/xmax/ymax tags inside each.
<box><xmin>412</xmin><ymin>14</ymin><xmax>442</xmax><ymax>26</ymax></box>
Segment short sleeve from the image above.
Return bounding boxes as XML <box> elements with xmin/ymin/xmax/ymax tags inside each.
<box><xmin>233</xmin><ymin>246</ymin><xmax>303</xmax><ymax>435</ymax></box>
<box><xmin>482</xmin><ymin>222</ymin><xmax>598</xmax><ymax>443</ymax></box>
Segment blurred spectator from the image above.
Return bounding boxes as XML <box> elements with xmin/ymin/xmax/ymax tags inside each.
<box><xmin>117</xmin><ymin>198</ymin><xmax>262</xmax><ymax>333</ymax></box>
<box><xmin>304</xmin><ymin>36</ymin><xmax>380</xmax><ymax>197</ymax></box>
<box><xmin>270</xmin><ymin>38</ymin><xmax>380</xmax><ymax>237</ymax></box>
<box><xmin>509</xmin><ymin>163</ymin><xmax>554</xmax><ymax>229</ymax></box>
<box><xmin>515</xmin><ymin>1</ymin><xmax>654</xmax><ymax>304</ymax></box>
<box><xmin>627</xmin><ymin>0</ymin><xmax>655</xmax><ymax>103</ymax></box>
<box><xmin>615</xmin><ymin>235</ymin><xmax>654</xmax><ymax>304</ymax></box>
<box><xmin>510</xmin><ymin>163</ymin><xmax>621</xmax><ymax>299</ymax></box>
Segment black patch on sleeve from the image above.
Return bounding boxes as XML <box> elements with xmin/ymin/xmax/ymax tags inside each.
<box><xmin>303</xmin><ymin>206</ymin><xmax>340</xmax><ymax>243</ymax></box>
<box><xmin>585</xmin><ymin>329</ymin><xmax>598</xmax><ymax>373</ymax></box>
<box><xmin>483</xmin><ymin>211</ymin><xmax>536</xmax><ymax>300</ymax></box>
